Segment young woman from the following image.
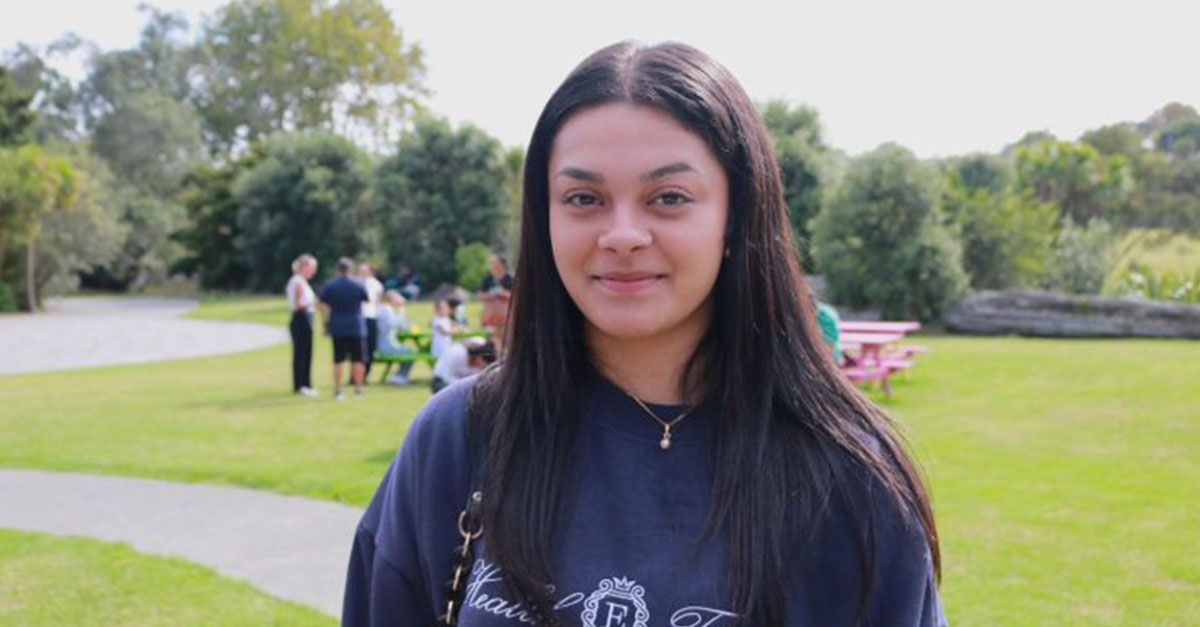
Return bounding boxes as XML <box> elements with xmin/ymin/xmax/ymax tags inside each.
<box><xmin>286</xmin><ymin>253</ymin><xmax>317</xmax><ymax>397</ymax></box>
<box><xmin>344</xmin><ymin>42</ymin><xmax>945</xmax><ymax>626</ymax></box>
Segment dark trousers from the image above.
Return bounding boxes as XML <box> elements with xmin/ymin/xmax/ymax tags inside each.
<box><xmin>364</xmin><ymin>317</ymin><xmax>378</xmax><ymax>378</ymax></box>
<box><xmin>290</xmin><ymin>310</ymin><xmax>313</xmax><ymax>391</ymax></box>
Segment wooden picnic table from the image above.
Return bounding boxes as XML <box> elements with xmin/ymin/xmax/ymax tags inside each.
<box><xmin>838</xmin><ymin>321</ymin><xmax>921</xmax><ymax>334</ymax></box>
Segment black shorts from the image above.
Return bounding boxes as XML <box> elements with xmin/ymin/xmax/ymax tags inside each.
<box><xmin>332</xmin><ymin>336</ymin><xmax>366</xmax><ymax>363</ymax></box>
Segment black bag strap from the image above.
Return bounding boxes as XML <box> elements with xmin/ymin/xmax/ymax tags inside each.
<box><xmin>438</xmin><ymin>380</ymin><xmax>491</xmax><ymax>626</ymax></box>
<box><xmin>440</xmin><ymin>489</ymin><xmax>482</xmax><ymax>625</ymax></box>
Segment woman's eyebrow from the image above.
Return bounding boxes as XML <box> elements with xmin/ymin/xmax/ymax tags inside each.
<box><xmin>555</xmin><ymin>167</ymin><xmax>605</xmax><ymax>182</ymax></box>
<box><xmin>641</xmin><ymin>161</ymin><xmax>696</xmax><ymax>182</ymax></box>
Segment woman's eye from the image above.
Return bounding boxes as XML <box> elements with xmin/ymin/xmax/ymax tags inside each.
<box><xmin>563</xmin><ymin>192</ymin><xmax>602</xmax><ymax>207</ymax></box>
<box><xmin>653</xmin><ymin>191</ymin><xmax>692</xmax><ymax>206</ymax></box>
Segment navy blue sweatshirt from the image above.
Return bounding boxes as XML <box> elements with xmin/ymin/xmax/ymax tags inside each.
<box><xmin>343</xmin><ymin>375</ymin><xmax>946</xmax><ymax>626</ymax></box>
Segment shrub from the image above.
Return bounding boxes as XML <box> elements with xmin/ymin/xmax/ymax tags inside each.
<box><xmin>233</xmin><ymin>132</ymin><xmax>375</xmax><ymax>292</ymax></box>
<box><xmin>454</xmin><ymin>242</ymin><xmax>492</xmax><ymax>292</ymax></box>
<box><xmin>1117</xmin><ymin>263</ymin><xmax>1200</xmax><ymax>303</ymax></box>
<box><xmin>374</xmin><ymin>116</ymin><xmax>511</xmax><ymax>289</ymax></box>
<box><xmin>813</xmin><ymin>143</ymin><xmax>968</xmax><ymax>320</ymax></box>
<box><xmin>0</xmin><ymin>282</ymin><xmax>17</xmax><ymax>312</ymax></box>
<box><xmin>1042</xmin><ymin>218</ymin><xmax>1117</xmax><ymax>295</ymax></box>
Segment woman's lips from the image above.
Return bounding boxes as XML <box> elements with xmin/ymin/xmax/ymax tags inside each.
<box><xmin>594</xmin><ymin>272</ymin><xmax>664</xmax><ymax>293</ymax></box>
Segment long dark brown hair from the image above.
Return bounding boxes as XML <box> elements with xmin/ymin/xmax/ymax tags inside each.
<box><xmin>470</xmin><ymin>41</ymin><xmax>939</xmax><ymax>625</ymax></box>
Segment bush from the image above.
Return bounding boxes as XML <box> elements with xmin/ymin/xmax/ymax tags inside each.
<box><xmin>234</xmin><ymin>132</ymin><xmax>375</xmax><ymax>292</ymax></box>
<box><xmin>454</xmin><ymin>242</ymin><xmax>492</xmax><ymax>292</ymax></box>
<box><xmin>813</xmin><ymin>144</ymin><xmax>968</xmax><ymax>321</ymax></box>
<box><xmin>0</xmin><ymin>282</ymin><xmax>17</xmax><ymax>312</ymax></box>
<box><xmin>374</xmin><ymin>116</ymin><xmax>511</xmax><ymax>289</ymax></box>
<box><xmin>1117</xmin><ymin>263</ymin><xmax>1200</xmax><ymax>303</ymax></box>
<box><xmin>943</xmin><ymin>185</ymin><xmax>1056</xmax><ymax>290</ymax></box>
<box><xmin>1042</xmin><ymin>218</ymin><xmax>1117</xmax><ymax>295</ymax></box>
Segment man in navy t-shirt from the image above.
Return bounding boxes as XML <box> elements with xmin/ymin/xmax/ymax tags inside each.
<box><xmin>318</xmin><ymin>257</ymin><xmax>368</xmax><ymax>400</ymax></box>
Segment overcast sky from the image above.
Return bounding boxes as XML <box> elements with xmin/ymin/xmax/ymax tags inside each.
<box><xmin>3</xmin><ymin>0</ymin><xmax>1198</xmax><ymax>157</ymax></box>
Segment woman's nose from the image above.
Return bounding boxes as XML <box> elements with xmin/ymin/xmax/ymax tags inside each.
<box><xmin>597</xmin><ymin>203</ymin><xmax>652</xmax><ymax>256</ymax></box>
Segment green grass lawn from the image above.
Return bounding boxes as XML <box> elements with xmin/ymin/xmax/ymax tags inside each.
<box><xmin>1</xmin><ymin>295</ymin><xmax>1197</xmax><ymax>624</ymax></box>
<box><xmin>0</xmin><ymin>529</ymin><xmax>331</xmax><ymax>626</ymax></box>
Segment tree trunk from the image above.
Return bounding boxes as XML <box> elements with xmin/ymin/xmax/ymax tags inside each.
<box><xmin>23</xmin><ymin>237</ymin><xmax>36</xmax><ymax>312</ymax></box>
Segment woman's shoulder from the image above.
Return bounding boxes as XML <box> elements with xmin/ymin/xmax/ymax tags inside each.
<box><xmin>401</xmin><ymin>375</ymin><xmax>479</xmax><ymax>460</ymax></box>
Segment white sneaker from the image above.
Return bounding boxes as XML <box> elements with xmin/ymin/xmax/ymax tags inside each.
<box><xmin>334</xmin><ymin>390</ymin><xmax>345</xmax><ymax>402</ymax></box>
<box><xmin>298</xmin><ymin>387</ymin><xmax>318</xmax><ymax>398</ymax></box>
<box><xmin>386</xmin><ymin>374</ymin><xmax>409</xmax><ymax>386</ymax></box>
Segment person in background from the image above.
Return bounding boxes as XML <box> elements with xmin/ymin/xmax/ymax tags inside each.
<box><xmin>447</xmin><ymin>294</ymin><xmax>469</xmax><ymax>326</ymax></box>
<box><xmin>430</xmin><ymin>336</ymin><xmax>496</xmax><ymax>394</ymax></box>
<box><xmin>478</xmin><ymin>252</ymin><xmax>514</xmax><ymax>352</ymax></box>
<box><xmin>376</xmin><ymin>290</ymin><xmax>417</xmax><ymax>385</ymax></box>
<box><xmin>393</xmin><ymin>263</ymin><xmax>421</xmax><ymax>301</ymax></box>
<box><xmin>318</xmin><ymin>257</ymin><xmax>368</xmax><ymax>400</ymax></box>
<box><xmin>429</xmin><ymin>298</ymin><xmax>459</xmax><ymax>359</ymax></box>
<box><xmin>286</xmin><ymin>253</ymin><xmax>318</xmax><ymax>397</ymax></box>
<box><xmin>359</xmin><ymin>262</ymin><xmax>384</xmax><ymax>381</ymax></box>
<box><xmin>811</xmin><ymin>288</ymin><xmax>844</xmax><ymax>366</ymax></box>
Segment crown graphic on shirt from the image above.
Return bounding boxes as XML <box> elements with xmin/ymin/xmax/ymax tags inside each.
<box><xmin>609</xmin><ymin>577</ymin><xmax>638</xmax><ymax>593</ymax></box>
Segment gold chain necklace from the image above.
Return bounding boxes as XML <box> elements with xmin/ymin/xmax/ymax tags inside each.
<box><xmin>627</xmin><ymin>393</ymin><xmax>694</xmax><ymax>451</ymax></box>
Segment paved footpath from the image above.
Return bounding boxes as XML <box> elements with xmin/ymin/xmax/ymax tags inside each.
<box><xmin>0</xmin><ymin>469</ymin><xmax>362</xmax><ymax>617</ymax></box>
<box><xmin>1</xmin><ymin>297</ymin><xmax>360</xmax><ymax>617</ymax></box>
<box><xmin>0</xmin><ymin>296</ymin><xmax>286</xmax><ymax>375</ymax></box>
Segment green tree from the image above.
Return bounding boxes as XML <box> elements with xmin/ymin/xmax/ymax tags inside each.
<box><xmin>1015</xmin><ymin>139</ymin><xmax>1132</xmax><ymax>226</ymax></box>
<box><xmin>374</xmin><ymin>116</ymin><xmax>510</xmax><ymax>289</ymax></box>
<box><xmin>1081</xmin><ymin>123</ymin><xmax>1146</xmax><ymax>161</ymax></box>
<box><xmin>0</xmin><ymin>145</ymin><xmax>77</xmax><ymax>310</ymax></box>
<box><xmin>67</xmin><ymin>9</ymin><xmax>206</xmax><ymax>290</ymax></box>
<box><xmin>234</xmin><ymin>131</ymin><xmax>374</xmax><ymax>291</ymax></box>
<box><xmin>760</xmin><ymin>99</ymin><xmax>828</xmax><ymax>271</ymax></box>
<box><xmin>939</xmin><ymin>154</ymin><xmax>1053</xmax><ymax>289</ymax></box>
<box><xmin>32</xmin><ymin>147</ymin><xmax>127</xmax><ymax>297</ymax></box>
<box><xmin>3</xmin><ymin>38</ymin><xmax>86</xmax><ymax>144</ymax></box>
<box><xmin>0</xmin><ymin>66</ymin><xmax>34</xmax><ymax>146</ymax></box>
<box><xmin>812</xmin><ymin>143</ymin><xmax>967</xmax><ymax>320</ymax></box>
<box><xmin>195</xmin><ymin>0</ymin><xmax>427</xmax><ymax>152</ymax></box>
<box><xmin>1158</xmin><ymin>118</ymin><xmax>1200</xmax><ymax>158</ymax></box>
<box><xmin>172</xmin><ymin>148</ymin><xmax>263</xmax><ymax>290</ymax></box>
<box><xmin>455</xmin><ymin>242</ymin><xmax>492</xmax><ymax>291</ymax></box>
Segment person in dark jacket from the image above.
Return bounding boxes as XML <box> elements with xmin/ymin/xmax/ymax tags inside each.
<box><xmin>318</xmin><ymin>257</ymin><xmax>368</xmax><ymax>400</ymax></box>
<box><xmin>344</xmin><ymin>42</ymin><xmax>946</xmax><ymax>627</ymax></box>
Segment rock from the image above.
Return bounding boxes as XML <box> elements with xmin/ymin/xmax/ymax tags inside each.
<box><xmin>942</xmin><ymin>290</ymin><xmax>1200</xmax><ymax>338</ymax></box>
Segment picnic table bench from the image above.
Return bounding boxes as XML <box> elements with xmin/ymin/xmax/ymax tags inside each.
<box><xmin>373</xmin><ymin>328</ymin><xmax>488</xmax><ymax>382</ymax></box>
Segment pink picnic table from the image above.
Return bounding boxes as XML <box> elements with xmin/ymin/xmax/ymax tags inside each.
<box><xmin>840</xmin><ymin>332</ymin><xmax>906</xmax><ymax>367</ymax></box>
<box><xmin>838</xmin><ymin>321</ymin><xmax>921</xmax><ymax>334</ymax></box>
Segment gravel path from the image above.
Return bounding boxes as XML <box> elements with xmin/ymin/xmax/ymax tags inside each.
<box><xmin>0</xmin><ymin>296</ymin><xmax>287</xmax><ymax>375</ymax></box>
<box><xmin>0</xmin><ymin>469</ymin><xmax>361</xmax><ymax>617</ymax></box>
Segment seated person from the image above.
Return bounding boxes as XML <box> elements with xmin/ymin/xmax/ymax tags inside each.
<box><xmin>808</xmin><ymin>286</ymin><xmax>844</xmax><ymax>366</ymax></box>
<box><xmin>430</xmin><ymin>299</ymin><xmax>460</xmax><ymax>359</ymax></box>
<box><xmin>447</xmin><ymin>295</ymin><xmax>469</xmax><ymax>326</ymax></box>
<box><xmin>375</xmin><ymin>290</ymin><xmax>417</xmax><ymax>385</ymax></box>
<box><xmin>431</xmin><ymin>337</ymin><xmax>497</xmax><ymax>394</ymax></box>
<box><xmin>393</xmin><ymin>263</ymin><xmax>421</xmax><ymax>300</ymax></box>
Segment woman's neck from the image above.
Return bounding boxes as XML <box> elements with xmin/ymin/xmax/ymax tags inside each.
<box><xmin>586</xmin><ymin>318</ymin><xmax>707</xmax><ymax>405</ymax></box>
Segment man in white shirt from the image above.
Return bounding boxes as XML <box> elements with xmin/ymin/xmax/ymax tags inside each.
<box><xmin>359</xmin><ymin>262</ymin><xmax>385</xmax><ymax>381</ymax></box>
<box><xmin>431</xmin><ymin>337</ymin><xmax>496</xmax><ymax>394</ymax></box>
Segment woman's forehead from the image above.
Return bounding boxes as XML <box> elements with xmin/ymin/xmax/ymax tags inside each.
<box><xmin>548</xmin><ymin>102</ymin><xmax>720</xmax><ymax>177</ymax></box>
